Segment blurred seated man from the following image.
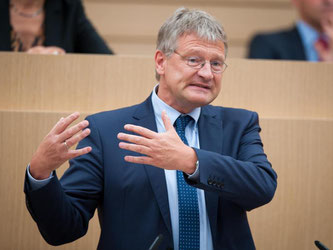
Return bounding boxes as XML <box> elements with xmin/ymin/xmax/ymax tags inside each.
<box><xmin>0</xmin><ymin>0</ymin><xmax>113</xmax><ymax>54</ymax></box>
<box><xmin>248</xmin><ymin>0</ymin><xmax>333</xmax><ymax>62</ymax></box>
<box><xmin>24</xmin><ymin>7</ymin><xmax>277</xmax><ymax>250</ymax></box>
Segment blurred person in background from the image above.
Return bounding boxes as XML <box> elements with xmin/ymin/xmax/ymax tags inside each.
<box><xmin>0</xmin><ymin>0</ymin><xmax>113</xmax><ymax>54</ymax></box>
<box><xmin>248</xmin><ymin>0</ymin><xmax>333</xmax><ymax>62</ymax></box>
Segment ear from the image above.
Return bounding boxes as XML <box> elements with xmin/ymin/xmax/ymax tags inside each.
<box><xmin>155</xmin><ymin>50</ymin><xmax>166</xmax><ymax>77</ymax></box>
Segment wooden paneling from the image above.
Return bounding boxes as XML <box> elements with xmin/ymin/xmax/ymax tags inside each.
<box><xmin>83</xmin><ymin>2</ymin><xmax>296</xmax><ymax>40</ymax></box>
<box><xmin>0</xmin><ymin>111</ymin><xmax>100</xmax><ymax>250</ymax></box>
<box><xmin>85</xmin><ymin>0</ymin><xmax>291</xmax><ymax>5</ymax></box>
<box><xmin>1</xmin><ymin>53</ymin><xmax>332</xmax><ymax>249</ymax></box>
<box><xmin>1</xmin><ymin>53</ymin><xmax>332</xmax><ymax>119</ymax></box>
<box><xmin>81</xmin><ymin>2</ymin><xmax>297</xmax><ymax>57</ymax></box>
<box><xmin>250</xmin><ymin>118</ymin><xmax>333</xmax><ymax>250</ymax></box>
<box><xmin>107</xmin><ymin>40</ymin><xmax>246</xmax><ymax>58</ymax></box>
<box><xmin>0</xmin><ymin>111</ymin><xmax>332</xmax><ymax>250</ymax></box>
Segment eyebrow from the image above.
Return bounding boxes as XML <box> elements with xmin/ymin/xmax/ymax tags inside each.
<box><xmin>183</xmin><ymin>49</ymin><xmax>225</xmax><ymax>61</ymax></box>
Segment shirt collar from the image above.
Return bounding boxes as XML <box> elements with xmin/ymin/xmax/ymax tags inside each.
<box><xmin>296</xmin><ymin>20</ymin><xmax>320</xmax><ymax>47</ymax></box>
<box><xmin>151</xmin><ymin>84</ymin><xmax>201</xmax><ymax>127</ymax></box>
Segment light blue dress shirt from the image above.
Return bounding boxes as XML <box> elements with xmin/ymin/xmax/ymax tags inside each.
<box><xmin>28</xmin><ymin>85</ymin><xmax>214</xmax><ymax>249</ymax></box>
<box><xmin>296</xmin><ymin>20</ymin><xmax>321</xmax><ymax>61</ymax></box>
<box><xmin>151</xmin><ymin>85</ymin><xmax>213</xmax><ymax>250</ymax></box>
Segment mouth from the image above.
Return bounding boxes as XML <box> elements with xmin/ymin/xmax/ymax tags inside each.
<box><xmin>188</xmin><ymin>83</ymin><xmax>212</xmax><ymax>90</ymax></box>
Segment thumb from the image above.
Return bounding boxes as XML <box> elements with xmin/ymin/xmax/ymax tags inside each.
<box><xmin>161</xmin><ymin>110</ymin><xmax>173</xmax><ymax>131</ymax></box>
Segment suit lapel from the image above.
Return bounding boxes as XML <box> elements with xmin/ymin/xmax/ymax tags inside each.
<box><xmin>131</xmin><ymin>101</ymin><xmax>225</xmax><ymax>239</ymax></box>
<box><xmin>198</xmin><ymin>105</ymin><xmax>223</xmax><ymax>245</ymax></box>
<box><xmin>132</xmin><ymin>97</ymin><xmax>172</xmax><ymax>235</ymax></box>
<box><xmin>290</xmin><ymin>26</ymin><xmax>307</xmax><ymax>60</ymax></box>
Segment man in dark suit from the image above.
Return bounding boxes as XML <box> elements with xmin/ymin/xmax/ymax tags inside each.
<box><xmin>25</xmin><ymin>7</ymin><xmax>277</xmax><ymax>250</ymax></box>
<box><xmin>248</xmin><ymin>0</ymin><xmax>333</xmax><ymax>62</ymax></box>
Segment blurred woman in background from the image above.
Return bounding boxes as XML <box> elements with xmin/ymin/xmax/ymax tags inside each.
<box><xmin>0</xmin><ymin>0</ymin><xmax>113</xmax><ymax>54</ymax></box>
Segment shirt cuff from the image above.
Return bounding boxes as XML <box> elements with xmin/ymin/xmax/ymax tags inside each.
<box><xmin>188</xmin><ymin>160</ymin><xmax>199</xmax><ymax>181</ymax></box>
<box><xmin>26</xmin><ymin>164</ymin><xmax>53</xmax><ymax>191</ymax></box>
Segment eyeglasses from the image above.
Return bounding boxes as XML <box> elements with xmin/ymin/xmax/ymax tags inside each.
<box><xmin>174</xmin><ymin>50</ymin><xmax>228</xmax><ymax>74</ymax></box>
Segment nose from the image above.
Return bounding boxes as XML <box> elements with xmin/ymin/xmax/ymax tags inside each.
<box><xmin>197</xmin><ymin>61</ymin><xmax>214</xmax><ymax>81</ymax></box>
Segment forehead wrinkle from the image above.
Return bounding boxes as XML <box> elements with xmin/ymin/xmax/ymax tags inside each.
<box><xmin>181</xmin><ymin>48</ymin><xmax>225</xmax><ymax>61</ymax></box>
<box><xmin>176</xmin><ymin>35</ymin><xmax>225</xmax><ymax>60</ymax></box>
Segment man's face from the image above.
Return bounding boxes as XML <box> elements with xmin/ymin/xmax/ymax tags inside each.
<box><xmin>293</xmin><ymin>0</ymin><xmax>333</xmax><ymax>31</ymax></box>
<box><xmin>155</xmin><ymin>33</ymin><xmax>226</xmax><ymax>113</ymax></box>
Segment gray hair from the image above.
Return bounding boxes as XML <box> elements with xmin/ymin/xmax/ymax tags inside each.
<box><xmin>155</xmin><ymin>7</ymin><xmax>228</xmax><ymax>80</ymax></box>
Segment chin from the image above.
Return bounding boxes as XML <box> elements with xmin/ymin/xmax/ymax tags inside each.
<box><xmin>192</xmin><ymin>89</ymin><xmax>217</xmax><ymax>100</ymax></box>
<box><xmin>186</xmin><ymin>95</ymin><xmax>213</xmax><ymax>107</ymax></box>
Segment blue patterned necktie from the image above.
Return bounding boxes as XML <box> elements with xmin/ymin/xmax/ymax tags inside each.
<box><xmin>174</xmin><ymin>115</ymin><xmax>200</xmax><ymax>250</ymax></box>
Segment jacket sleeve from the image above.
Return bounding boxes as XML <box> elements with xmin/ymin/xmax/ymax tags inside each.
<box><xmin>187</xmin><ymin>112</ymin><xmax>277</xmax><ymax>211</ymax></box>
<box><xmin>24</xmin><ymin>115</ymin><xmax>104</xmax><ymax>245</ymax></box>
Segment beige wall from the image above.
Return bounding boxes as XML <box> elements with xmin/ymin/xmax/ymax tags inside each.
<box><xmin>82</xmin><ymin>0</ymin><xmax>298</xmax><ymax>58</ymax></box>
<box><xmin>0</xmin><ymin>53</ymin><xmax>332</xmax><ymax>249</ymax></box>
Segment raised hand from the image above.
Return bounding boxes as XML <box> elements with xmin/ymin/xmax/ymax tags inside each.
<box><xmin>29</xmin><ymin>112</ymin><xmax>92</xmax><ymax>180</ymax></box>
<box><xmin>117</xmin><ymin>111</ymin><xmax>197</xmax><ymax>174</ymax></box>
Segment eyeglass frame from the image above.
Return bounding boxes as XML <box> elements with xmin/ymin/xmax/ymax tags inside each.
<box><xmin>173</xmin><ymin>50</ymin><xmax>228</xmax><ymax>74</ymax></box>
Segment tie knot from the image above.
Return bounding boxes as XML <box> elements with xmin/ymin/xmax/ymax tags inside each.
<box><xmin>174</xmin><ymin>115</ymin><xmax>192</xmax><ymax>132</ymax></box>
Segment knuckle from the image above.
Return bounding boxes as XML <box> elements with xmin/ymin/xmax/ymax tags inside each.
<box><xmin>138</xmin><ymin>157</ymin><xmax>145</xmax><ymax>164</ymax></box>
<box><xmin>78</xmin><ymin>121</ymin><xmax>85</xmax><ymax>129</ymax></box>
<box><xmin>137</xmin><ymin>146</ymin><xmax>144</xmax><ymax>154</ymax></box>
<box><xmin>66</xmin><ymin>138</ymin><xmax>73</xmax><ymax>146</ymax></box>
<box><xmin>45</xmin><ymin>133</ymin><xmax>53</xmax><ymax>141</ymax></box>
<box><xmin>65</xmin><ymin>128</ymin><xmax>72</xmax><ymax>138</ymax></box>
<box><xmin>49</xmin><ymin>136</ymin><xmax>58</xmax><ymax>145</ymax></box>
<box><xmin>80</xmin><ymin>131</ymin><xmax>87</xmax><ymax>139</ymax></box>
<box><xmin>134</xmin><ymin>136</ymin><xmax>141</xmax><ymax>143</ymax></box>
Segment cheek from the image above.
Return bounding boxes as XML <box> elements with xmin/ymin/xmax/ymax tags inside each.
<box><xmin>213</xmin><ymin>77</ymin><xmax>222</xmax><ymax>91</ymax></box>
<box><xmin>165</xmin><ymin>65</ymin><xmax>185</xmax><ymax>84</ymax></box>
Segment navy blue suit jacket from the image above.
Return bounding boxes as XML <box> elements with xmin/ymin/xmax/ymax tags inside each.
<box><xmin>25</xmin><ymin>96</ymin><xmax>277</xmax><ymax>250</ymax></box>
<box><xmin>248</xmin><ymin>26</ymin><xmax>306</xmax><ymax>60</ymax></box>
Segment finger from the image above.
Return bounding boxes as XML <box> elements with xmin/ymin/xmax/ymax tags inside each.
<box><xmin>161</xmin><ymin>110</ymin><xmax>173</xmax><ymax>131</ymax></box>
<box><xmin>58</xmin><ymin>119</ymin><xmax>89</xmax><ymax>142</ymax></box>
<box><xmin>117</xmin><ymin>132</ymin><xmax>151</xmax><ymax>146</ymax></box>
<box><xmin>49</xmin><ymin>116</ymin><xmax>65</xmax><ymax>134</ymax></box>
<box><xmin>119</xmin><ymin>142</ymin><xmax>152</xmax><ymax>156</ymax></box>
<box><xmin>64</xmin><ymin>128</ymin><xmax>91</xmax><ymax>148</ymax></box>
<box><xmin>47</xmin><ymin>46</ymin><xmax>66</xmax><ymax>54</ymax></box>
<box><xmin>124</xmin><ymin>124</ymin><xmax>157</xmax><ymax>139</ymax></box>
<box><xmin>26</xmin><ymin>46</ymin><xmax>44</xmax><ymax>54</ymax></box>
<box><xmin>51</xmin><ymin>112</ymin><xmax>80</xmax><ymax>135</ymax></box>
<box><xmin>67</xmin><ymin>146</ymin><xmax>92</xmax><ymax>159</ymax></box>
<box><xmin>123</xmin><ymin>155</ymin><xmax>154</xmax><ymax>165</ymax></box>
